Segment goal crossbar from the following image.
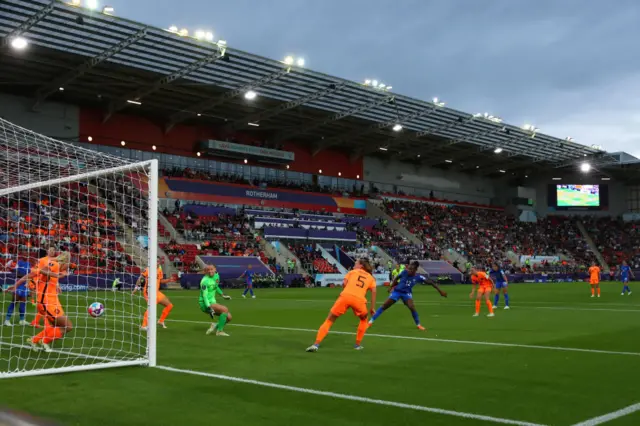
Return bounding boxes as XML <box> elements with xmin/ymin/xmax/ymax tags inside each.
<box><xmin>0</xmin><ymin>161</ymin><xmax>155</xmax><ymax>197</ymax></box>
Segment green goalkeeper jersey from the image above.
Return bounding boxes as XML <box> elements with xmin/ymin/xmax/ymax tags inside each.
<box><xmin>199</xmin><ymin>273</ymin><xmax>222</xmax><ymax>308</ymax></box>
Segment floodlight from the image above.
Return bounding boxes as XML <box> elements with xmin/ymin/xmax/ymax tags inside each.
<box><xmin>296</xmin><ymin>58</ymin><xmax>305</xmax><ymax>67</ymax></box>
<box><xmin>102</xmin><ymin>6</ymin><xmax>114</xmax><ymax>14</ymax></box>
<box><xmin>205</xmin><ymin>32</ymin><xmax>214</xmax><ymax>42</ymax></box>
<box><xmin>10</xmin><ymin>37</ymin><xmax>28</xmax><ymax>50</ymax></box>
<box><xmin>284</xmin><ymin>56</ymin><xmax>294</xmax><ymax>65</ymax></box>
<box><xmin>195</xmin><ymin>30</ymin><xmax>205</xmax><ymax>40</ymax></box>
<box><xmin>494</xmin><ymin>147</ymin><xmax>503</xmax><ymax>154</ymax></box>
<box><xmin>168</xmin><ymin>26</ymin><xmax>178</xmax><ymax>33</ymax></box>
<box><xmin>86</xmin><ymin>0</ymin><xmax>98</xmax><ymax>10</ymax></box>
<box><xmin>580</xmin><ymin>162</ymin><xmax>591</xmax><ymax>173</ymax></box>
<box><xmin>244</xmin><ymin>90</ymin><xmax>257</xmax><ymax>100</ymax></box>
<box><xmin>392</xmin><ymin>124</ymin><xmax>403</xmax><ymax>132</ymax></box>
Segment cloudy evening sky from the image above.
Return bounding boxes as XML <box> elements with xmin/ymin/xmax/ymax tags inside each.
<box><xmin>108</xmin><ymin>0</ymin><xmax>640</xmax><ymax>158</ymax></box>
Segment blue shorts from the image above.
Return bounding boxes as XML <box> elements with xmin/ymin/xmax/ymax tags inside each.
<box><xmin>495</xmin><ymin>281</ymin><xmax>508</xmax><ymax>289</ymax></box>
<box><xmin>389</xmin><ymin>291</ymin><xmax>412</xmax><ymax>303</ymax></box>
<box><xmin>622</xmin><ymin>276</ymin><xmax>629</xmax><ymax>284</ymax></box>
<box><xmin>15</xmin><ymin>285</ymin><xmax>29</xmax><ymax>299</ymax></box>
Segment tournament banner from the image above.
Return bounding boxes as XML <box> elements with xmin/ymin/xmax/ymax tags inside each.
<box><xmin>315</xmin><ymin>273</ymin><xmax>389</xmax><ymax>287</ymax></box>
<box><xmin>519</xmin><ymin>255</ymin><xmax>560</xmax><ymax>266</ymax></box>
<box><xmin>162</xmin><ymin>178</ymin><xmax>367</xmax><ymax>214</ymax></box>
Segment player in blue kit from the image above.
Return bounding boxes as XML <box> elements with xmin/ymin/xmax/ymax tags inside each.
<box><xmin>368</xmin><ymin>261</ymin><xmax>447</xmax><ymax>331</ymax></box>
<box><xmin>619</xmin><ymin>260</ymin><xmax>634</xmax><ymax>295</ymax></box>
<box><xmin>240</xmin><ymin>264</ymin><xmax>256</xmax><ymax>298</ymax></box>
<box><xmin>490</xmin><ymin>263</ymin><xmax>510</xmax><ymax>309</ymax></box>
<box><xmin>3</xmin><ymin>259</ymin><xmax>31</xmax><ymax>327</ymax></box>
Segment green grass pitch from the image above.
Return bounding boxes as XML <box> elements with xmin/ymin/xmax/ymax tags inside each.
<box><xmin>2</xmin><ymin>283</ymin><xmax>640</xmax><ymax>426</ymax></box>
<box><xmin>557</xmin><ymin>188</ymin><xmax>599</xmax><ymax>207</ymax></box>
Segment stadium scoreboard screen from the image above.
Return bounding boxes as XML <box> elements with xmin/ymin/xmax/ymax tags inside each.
<box><xmin>548</xmin><ymin>184</ymin><xmax>609</xmax><ymax>211</ymax></box>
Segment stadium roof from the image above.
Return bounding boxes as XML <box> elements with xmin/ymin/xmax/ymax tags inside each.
<box><xmin>0</xmin><ymin>0</ymin><xmax>637</xmax><ymax>181</ymax></box>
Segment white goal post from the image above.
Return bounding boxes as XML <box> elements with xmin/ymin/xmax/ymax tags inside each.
<box><xmin>0</xmin><ymin>117</ymin><xmax>158</xmax><ymax>379</ymax></box>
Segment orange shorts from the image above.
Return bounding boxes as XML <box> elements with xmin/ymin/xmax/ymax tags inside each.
<box><xmin>37</xmin><ymin>300</ymin><xmax>65</xmax><ymax>324</ymax></box>
<box><xmin>477</xmin><ymin>286</ymin><xmax>493</xmax><ymax>295</ymax></box>
<box><xmin>590</xmin><ymin>280</ymin><xmax>600</xmax><ymax>285</ymax></box>
<box><xmin>145</xmin><ymin>291</ymin><xmax>167</xmax><ymax>303</ymax></box>
<box><xmin>330</xmin><ymin>295</ymin><xmax>368</xmax><ymax>318</ymax></box>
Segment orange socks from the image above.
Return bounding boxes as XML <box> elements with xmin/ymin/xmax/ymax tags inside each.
<box><xmin>314</xmin><ymin>319</ymin><xmax>334</xmax><ymax>345</ymax></box>
<box><xmin>142</xmin><ymin>309</ymin><xmax>149</xmax><ymax>328</ymax></box>
<box><xmin>486</xmin><ymin>300</ymin><xmax>494</xmax><ymax>314</ymax></box>
<box><xmin>475</xmin><ymin>300</ymin><xmax>481</xmax><ymax>314</ymax></box>
<box><xmin>591</xmin><ymin>287</ymin><xmax>595</xmax><ymax>296</ymax></box>
<box><xmin>356</xmin><ymin>318</ymin><xmax>368</xmax><ymax>346</ymax></box>
<box><xmin>159</xmin><ymin>304</ymin><xmax>173</xmax><ymax>323</ymax></box>
<box><xmin>597</xmin><ymin>288</ymin><xmax>601</xmax><ymax>296</ymax></box>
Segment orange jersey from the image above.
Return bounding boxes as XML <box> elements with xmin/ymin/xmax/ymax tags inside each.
<box><xmin>589</xmin><ymin>266</ymin><xmax>601</xmax><ymax>280</ymax></box>
<box><xmin>28</xmin><ymin>267</ymin><xmax>40</xmax><ymax>290</ymax></box>
<box><xmin>472</xmin><ymin>272</ymin><xmax>493</xmax><ymax>288</ymax></box>
<box><xmin>37</xmin><ymin>258</ymin><xmax>60</xmax><ymax>302</ymax></box>
<box><xmin>340</xmin><ymin>269</ymin><xmax>376</xmax><ymax>302</ymax></box>
<box><xmin>142</xmin><ymin>266</ymin><xmax>163</xmax><ymax>297</ymax></box>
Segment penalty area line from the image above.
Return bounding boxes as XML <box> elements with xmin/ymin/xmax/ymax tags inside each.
<box><xmin>571</xmin><ymin>402</ymin><xmax>640</xmax><ymax>426</ymax></box>
<box><xmin>156</xmin><ymin>365</ymin><xmax>546</xmax><ymax>426</ymax></box>
<box><xmin>168</xmin><ymin>319</ymin><xmax>640</xmax><ymax>357</ymax></box>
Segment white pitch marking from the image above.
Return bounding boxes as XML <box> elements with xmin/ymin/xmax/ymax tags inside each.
<box><xmin>166</xmin><ymin>295</ymin><xmax>640</xmax><ymax>312</ymax></box>
<box><xmin>570</xmin><ymin>402</ymin><xmax>640</xmax><ymax>426</ymax></box>
<box><xmin>167</xmin><ymin>319</ymin><xmax>640</xmax><ymax>357</ymax></box>
<box><xmin>156</xmin><ymin>365</ymin><xmax>547</xmax><ymax>426</ymax></box>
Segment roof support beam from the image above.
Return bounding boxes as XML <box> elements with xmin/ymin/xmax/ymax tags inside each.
<box><xmin>314</xmin><ymin>104</ymin><xmax>440</xmax><ymax>153</ymax></box>
<box><xmin>165</xmin><ymin>66</ymin><xmax>293</xmax><ymax>133</ymax></box>
<box><xmin>32</xmin><ymin>27</ymin><xmax>148</xmax><ymax>110</ymax></box>
<box><xmin>0</xmin><ymin>0</ymin><xmax>56</xmax><ymax>49</ymax></box>
<box><xmin>103</xmin><ymin>44</ymin><xmax>226</xmax><ymax>123</ymax></box>
<box><xmin>420</xmin><ymin>126</ymin><xmax>507</xmax><ymax>166</ymax></box>
<box><xmin>272</xmin><ymin>95</ymin><xmax>395</xmax><ymax>144</ymax></box>
<box><xmin>224</xmin><ymin>83</ymin><xmax>346</xmax><ymax>131</ymax></box>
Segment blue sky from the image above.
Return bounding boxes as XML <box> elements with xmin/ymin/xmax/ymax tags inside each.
<box><xmin>107</xmin><ymin>0</ymin><xmax>640</xmax><ymax>157</ymax></box>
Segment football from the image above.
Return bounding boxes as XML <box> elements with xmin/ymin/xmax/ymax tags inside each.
<box><xmin>88</xmin><ymin>302</ymin><xmax>105</xmax><ymax>318</ymax></box>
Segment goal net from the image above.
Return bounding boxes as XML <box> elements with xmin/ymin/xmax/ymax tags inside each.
<box><xmin>0</xmin><ymin>117</ymin><xmax>158</xmax><ymax>378</ymax></box>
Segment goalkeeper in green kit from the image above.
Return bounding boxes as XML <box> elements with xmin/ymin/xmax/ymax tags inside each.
<box><xmin>199</xmin><ymin>265</ymin><xmax>233</xmax><ymax>336</ymax></box>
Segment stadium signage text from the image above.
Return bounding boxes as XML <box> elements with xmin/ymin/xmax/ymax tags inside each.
<box><xmin>245</xmin><ymin>190</ymin><xmax>278</xmax><ymax>199</ymax></box>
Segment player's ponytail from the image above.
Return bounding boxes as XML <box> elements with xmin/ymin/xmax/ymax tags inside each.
<box><xmin>359</xmin><ymin>258</ymin><xmax>373</xmax><ymax>274</ymax></box>
<box><xmin>56</xmin><ymin>251</ymin><xmax>70</xmax><ymax>264</ymax></box>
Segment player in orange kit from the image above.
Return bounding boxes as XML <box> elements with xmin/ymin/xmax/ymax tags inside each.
<box><xmin>306</xmin><ymin>258</ymin><xmax>377</xmax><ymax>352</ymax></box>
<box><xmin>31</xmin><ymin>250</ymin><xmax>71</xmax><ymax>352</ymax></box>
<box><xmin>133</xmin><ymin>262</ymin><xmax>175</xmax><ymax>330</ymax></box>
<box><xmin>470</xmin><ymin>267</ymin><xmax>495</xmax><ymax>317</ymax></box>
<box><xmin>588</xmin><ymin>262</ymin><xmax>601</xmax><ymax>298</ymax></box>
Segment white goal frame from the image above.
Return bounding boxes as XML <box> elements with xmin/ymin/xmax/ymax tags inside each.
<box><xmin>0</xmin><ymin>159</ymin><xmax>158</xmax><ymax>379</ymax></box>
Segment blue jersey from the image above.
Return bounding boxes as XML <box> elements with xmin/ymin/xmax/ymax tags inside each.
<box><xmin>489</xmin><ymin>269</ymin><xmax>507</xmax><ymax>284</ymax></box>
<box><xmin>620</xmin><ymin>265</ymin><xmax>631</xmax><ymax>279</ymax></box>
<box><xmin>15</xmin><ymin>260</ymin><xmax>31</xmax><ymax>277</ymax></box>
<box><xmin>243</xmin><ymin>270</ymin><xmax>254</xmax><ymax>284</ymax></box>
<box><xmin>393</xmin><ymin>270</ymin><xmax>428</xmax><ymax>294</ymax></box>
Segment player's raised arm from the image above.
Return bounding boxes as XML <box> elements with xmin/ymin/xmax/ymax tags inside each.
<box><xmin>132</xmin><ymin>274</ymin><xmax>144</xmax><ymax>295</ymax></box>
<box><xmin>3</xmin><ymin>273</ymin><xmax>31</xmax><ymax>293</ymax></box>
<box><xmin>425</xmin><ymin>276</ymin><xmax>447</xmax><ymax>298</ymax></box>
